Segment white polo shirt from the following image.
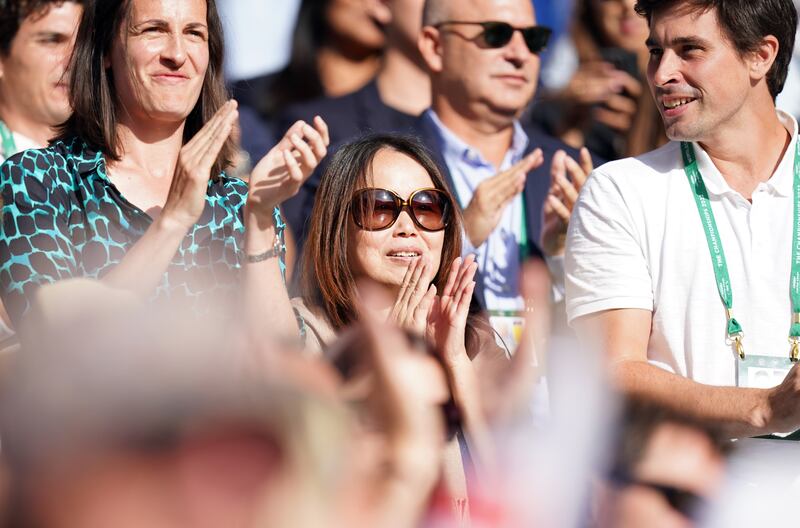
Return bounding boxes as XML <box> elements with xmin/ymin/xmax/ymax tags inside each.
<box><xmin>565</xmin><ymin>111</ymin><xmax>798</xmax><ymax>387</ymax></box>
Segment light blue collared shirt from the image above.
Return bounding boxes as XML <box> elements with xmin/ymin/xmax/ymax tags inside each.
<box><xmin>424</xmin><ymin>110</ymin><xmax>529</xmax><ymax>311</ymax></box>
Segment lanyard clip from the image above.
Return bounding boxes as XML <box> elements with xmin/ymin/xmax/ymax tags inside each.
<box><xmin>731</xmin><ymin>334</ymin><xmax>745</xmax><ymax>360</ymax></box>
<box><xmin>791</xmin><ymin>337</ymin><xmax>800</xmax><ymax>363</ymax></box>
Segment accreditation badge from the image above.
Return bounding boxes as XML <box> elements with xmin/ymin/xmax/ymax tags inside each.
<box><xmin>737</xmin><ymin>355</ymin><xmax>794</xmax><ymax>389</ymax></box>
<box><xmin>488</xmin><ymin>310</ymin><xmax>525</xmax><ymax>352</ymax></box>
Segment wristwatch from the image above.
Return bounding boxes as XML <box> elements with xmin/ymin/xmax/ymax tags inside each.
<box><xmin>243</xmin><ymin>235</ymin><xmax>283</xmax><ymax>264</ymax></box>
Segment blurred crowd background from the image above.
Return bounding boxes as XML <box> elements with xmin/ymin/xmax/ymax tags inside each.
<box><xmin>1</xmin><ymin>0</ymin><xmax>800</xmax><ymax>527</ymax></box>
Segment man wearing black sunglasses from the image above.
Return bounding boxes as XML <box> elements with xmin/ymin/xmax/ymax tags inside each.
<box><xmin>414</xmin><ymin>0</ymin><xmax>600</xmax><ymax>347</ymax></box>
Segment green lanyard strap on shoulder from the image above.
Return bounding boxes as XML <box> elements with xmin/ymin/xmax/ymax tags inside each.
<box><xmin>788</xmin><ymin>140</ymin><xmax>800</xmax><ymax>361</ymax></box>
<box><xmin>683</xmin><ymin>140</ymin><xmax>800</xmax><ymax>362</ymax></box>
<box><xmin>0</xmin><ymin>121</ymin><xmax>17</xmax><ymax>159</ymax></box>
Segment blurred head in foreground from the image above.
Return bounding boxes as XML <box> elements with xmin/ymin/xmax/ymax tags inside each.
<box><xmin>0</xmin><ymin>283</ymin><xmax>350</xmax><ymax>528</ymax></box>
<box><xmin>598</xmin><ymin>397</ymin><xmax>730</xmax><ymax>528</ymax></box>
<box><xmin>1</xmin><ymin>278</ymin><xmax>453</xmax><ymax>528</ymax></box>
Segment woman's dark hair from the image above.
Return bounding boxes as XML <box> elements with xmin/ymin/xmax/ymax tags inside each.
<box><xmin>0</xmin><ymin>0</ymin><xmax>84</xmax><ymax>55</ymax></box>
<box><xmin>57</xmin><ymin>0</ymin><xmax>234</xmax><ymax>176</ymax></box>
<box><xmin>257</xmin><ymin>0</ymin><xmax>328</xmax><ymax>118</ymax></box>
<box><xmin>634</xmin><ymin>0</ymin><xmax>798</xmax><ymax>99</ymax></box>
<box><xmin>302</xmin><ymin>134</ymin><xmax>463</xmax><ymax>331</ymax></box>
<box><xmin>566</xmin><ymin>0</ymin><xmax>666</xmax><ymax>158</ymax></box>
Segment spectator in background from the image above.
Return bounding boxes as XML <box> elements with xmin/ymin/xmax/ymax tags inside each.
<box><xmin>282</xmin><ymin>0</ymin><xmax>432</xmax><ymax>245</ymax></box>
<box><xmin>413</xmin><ymin>0</ymin><xmax>598</xmax><ymax>349</ymax></box>
<box><xmin>230</xmin><ymin>0</ymin><xmax>390</xmax><ymax>120</ymax></box>
<box><xmin>231</xmin><ymin>0</ymin><xmax>390</xmax><ymax>198</ymax></box>
<box><xmin>0</xmin><ymin>0</ymin><xmax>83</xmax><ymax>345</ymax></box>
<box><xmin>0</xmin><ymin>0</ymin><xmax>82</xmax><ymax>162</ymax></box>
<box><xmin>533</xmin><ymin>0</ymin><xmax>666</xmax><ymax>160</ymax></box>
<box><xmin>279</xmin><ymin>0</ymin><xmax>429</xmax><ymax>149</ymax></box>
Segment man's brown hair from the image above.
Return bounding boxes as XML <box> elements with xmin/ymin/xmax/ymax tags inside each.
<box><xmin>0</xmin><ymin>0</ymin><xmax>84</xmax><ymax>55</ymax></box>
<box><xmin>635</xmin><ymin>0</ymin><xmax>797</xmax><ymax>99</ymax></box>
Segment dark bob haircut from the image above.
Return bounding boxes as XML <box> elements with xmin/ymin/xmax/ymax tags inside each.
<box><xmin>57</xmin><ymin>0</ymin><xmax>233</xmax><ymax>176</ymax></box>
<box><xmin>302</xmin><ymin>134</ymin><xmax>463</xmax><ymax>331</ymax></box>
<box><xmin>634</xmin><ymin>0</ymin><xmax>798</xmax><ymax>99</ymax></box>
<box><xmin>0</xmin><ymin>0</ymin><xmax>84</xmax><ymax>55</ymax></box>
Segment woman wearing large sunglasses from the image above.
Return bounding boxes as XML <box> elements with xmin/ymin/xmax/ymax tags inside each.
<box><xmin>295</xmin><ymin>133</ymin><xmax>506</xmax><ymax>520</ymax></box>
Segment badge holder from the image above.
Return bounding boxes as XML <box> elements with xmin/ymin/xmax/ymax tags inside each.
<box><xmin>737</xmin><ymin>353</ymin><xmax>793</xmax><ymax>389</ymax></box>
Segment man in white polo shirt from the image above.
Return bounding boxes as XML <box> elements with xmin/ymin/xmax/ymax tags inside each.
<box><xmin>566</xmin><ymin>0</ymin><xmax>800</xmax><ymax>437</ymax></box>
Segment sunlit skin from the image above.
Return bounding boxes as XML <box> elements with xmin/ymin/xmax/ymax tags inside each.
<box><xmin>108</xmin><ymin>0</ymin><xmax>209</xmax><ymax>128</ymax></box>
<box><xmin>430</xmin><ymin>0</ymin><xmax>539</xmax><ymax>123</ymax></box>
<box><xmin>348</xmin><ymin>149</ymin><xmax>446</xmax><ymax>296</ymax></box>
<box><xmin>0</xmin><ymin>2</ymin><xmax>82</xmax><ymax>145</ymax></box>
<box><xmin>645</xmin><ymin>8</ymin><xmax>754</xmax><ymax>143</ymax></box>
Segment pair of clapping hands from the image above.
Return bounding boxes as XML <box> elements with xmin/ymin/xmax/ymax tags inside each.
<box><xmin>161</xmin><ymin>100</ymin><xmax>329</xmax><ymax>230</ymax></box>
<box><xmin>462</xmin><ymin>147</ymin><xmax>594</xmax><ymax>257</ymax></box>
<box><xmin>388</xmin><ymin>254</ymin><xmax>478</xmax><ymax>366</ymax></box>
<box><xmin>338</xmin><ymin>263</ymin><xmax>543</xmax><ymax>526</ymax></box>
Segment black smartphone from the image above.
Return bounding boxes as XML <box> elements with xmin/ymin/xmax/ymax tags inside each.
<box><xmin>599</xmin><ymin>47</ymin><xmax>641</xmax><ymax>82</ymax></box>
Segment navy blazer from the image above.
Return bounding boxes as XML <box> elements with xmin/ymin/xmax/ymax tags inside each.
<box><xmin>278</xmin><ymin>80</ymin><xmax>419</xmax><ymax>147</ymax></box>
<box><xmin>412</xmin><ymin>113</ymin><xmax>602</xmax><ymax>260</ymax></box>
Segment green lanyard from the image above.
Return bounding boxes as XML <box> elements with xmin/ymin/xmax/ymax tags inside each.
<box><xmin>0</xmin><ymin>120</ymin><xmax>16</xmax><ymax>159</ymax></box>
<box><xmin>519</xmin><ymin>191</ymin><xmax>529</xmax><ymax>262</ymax></box>
<box><xmin>682</xmin><ymin>141</ymin><xmax>800</xmax><ymax>362</ymax></box>
<box><xmin>452</xmin><ymin>171</ymin><xmax>530</xmax><ymax>261</ymax></box>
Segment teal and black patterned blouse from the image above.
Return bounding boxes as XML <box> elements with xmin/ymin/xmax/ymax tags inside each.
<box><xmin>0</xmin><ymin>137</ymin><xmax>285</xmax><ymax>326</ymax></box>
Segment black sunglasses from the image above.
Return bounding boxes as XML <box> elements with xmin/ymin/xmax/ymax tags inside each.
<box><xmin>433</xmin><ymin>21</ymin><xmax>552</xmax><ymax>54</ymax></box>
<box><xmin>608</xmin><ymin>468</ymin><xmax>710</xmax><ymax>522</ymax></box>
<box><xmin>350</xmin><ymin>187</ymin><xmax>452</xmax><ymax>232</ymax></box>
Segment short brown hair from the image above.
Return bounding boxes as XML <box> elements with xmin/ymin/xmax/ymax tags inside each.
<box><xmin>302</xmin><ymin>134</ymin><xmax>463</xmax><ymax>330</ymax></box>
<box><xmin>635</xmin><ymin>0</ymin><xmax>797</xmax><ymax>98</ymax></box>
<box><xmin>56</xmin><ymin>0</ymin><xmax>233</xmax><ymax>176</ymax></box>
<box><xmin>0</xmin><ymin>0</ymin><xmax>84</xmax><ymax>55</ymax></box>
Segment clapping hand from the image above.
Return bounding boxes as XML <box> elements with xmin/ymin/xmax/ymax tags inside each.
<box><xmin>540</xmin><ymin>148</ymin><xmax>593</xmax><ymax>256</ymax></box>
<box><xmin>427</xmin><ymin>255</ymin><xmax>477</xmax><ymax>365</ymax></box>
<box><xmin>388</xmin><ymin>257</ymin><xmax>437</xmax><ymax>337</ymax></box>
<box><xmin>246</xmin><ymin>116</ymin><xmax>330</xmax><ymax>222</ymax></box>
<box><xmin>162</xmin><ymin>100</ymin><xmax>239</xmax><ymax>230</ymax></box>
<box><xmin>463</xmin><ymin>150</ymin><xmax>543</xmax><ymax>248</ymax></box>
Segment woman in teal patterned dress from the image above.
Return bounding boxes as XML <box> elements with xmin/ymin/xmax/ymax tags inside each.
<box><xmin>0</xmin><ymin>0</ymin><xmax>328</xmax><ymax>342</ymax></box>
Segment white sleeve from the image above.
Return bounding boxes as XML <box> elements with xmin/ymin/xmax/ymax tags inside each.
<box><xmin>565</xmin><ymin>170</ymin><xmax>653</xmax><ymax>325</ymax></box>
<box><xmin>461</xmin><ymin>227</ymin><xmax>480</xmax><ymax>257</ymax></box>
<box><xmin>545</xmin><ymin>254</ymin><xmax>565</xmax><ymax>303</ymax></box>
